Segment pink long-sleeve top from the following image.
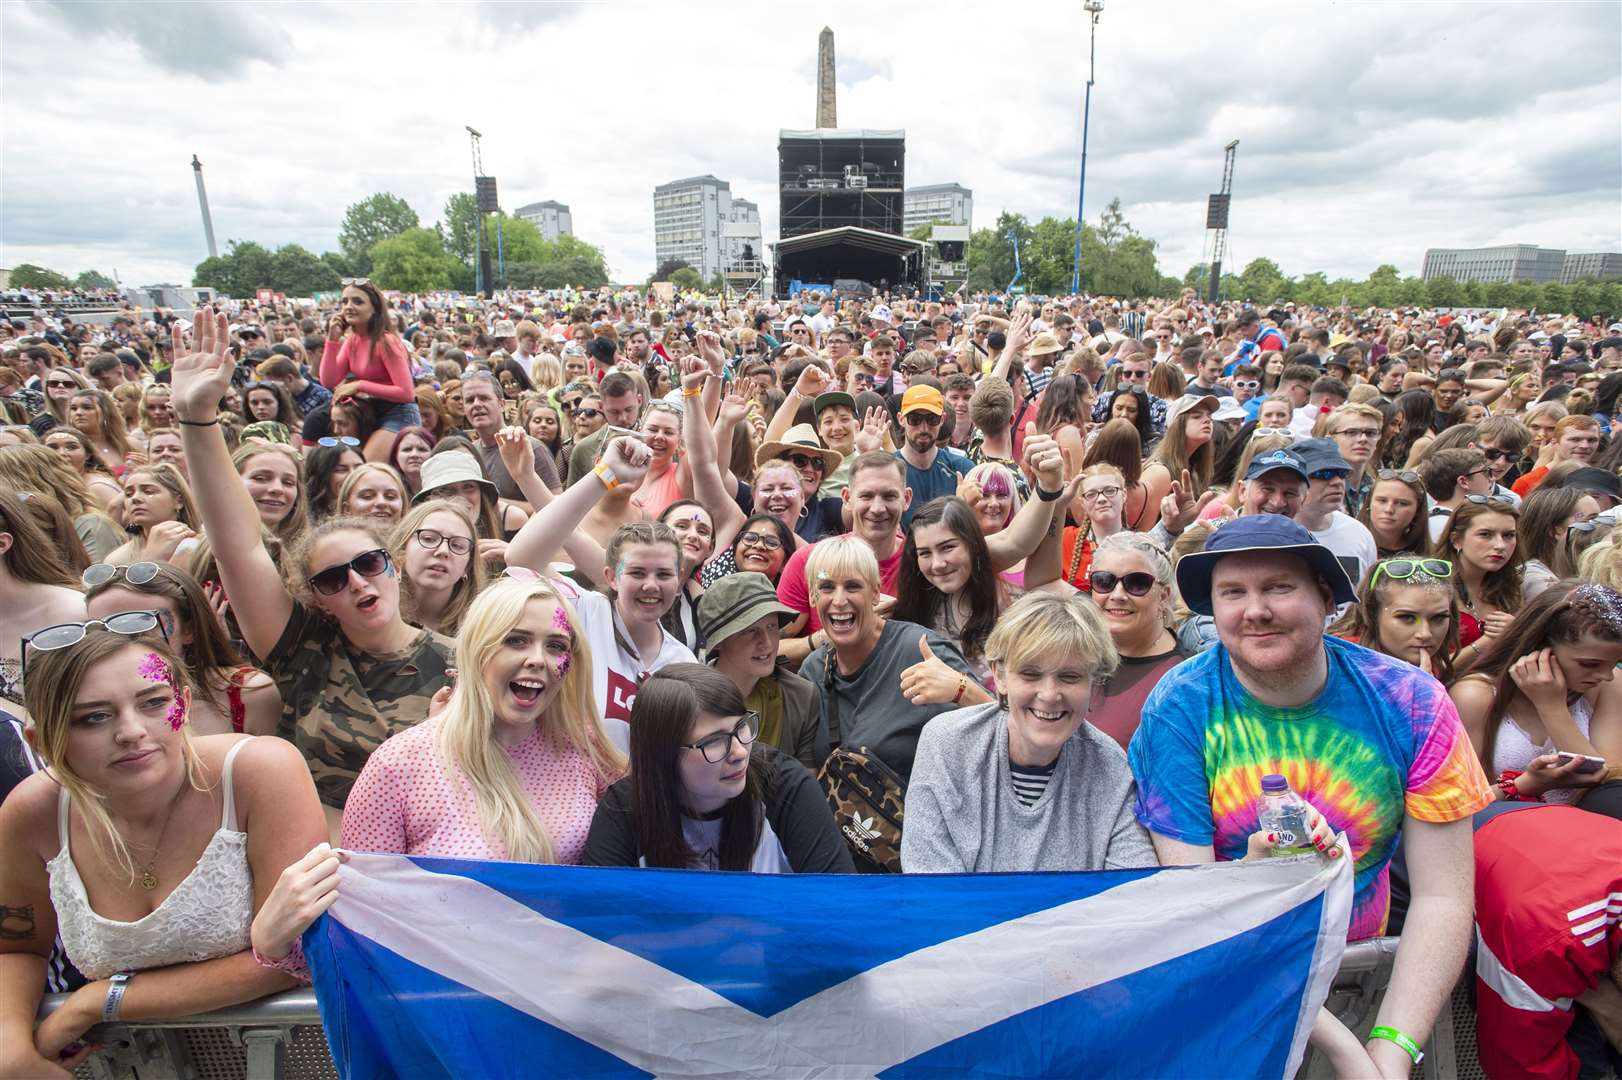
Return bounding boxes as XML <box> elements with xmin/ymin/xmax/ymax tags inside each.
<box><xmin>339</xmin><ymin>714</ymin><xmax>615</xmax><ymax>862</ymax></box>
<box><xmin>319</xmin><ymin>333</ymin><xmax>415</xmax><ymax>403</ymax></box>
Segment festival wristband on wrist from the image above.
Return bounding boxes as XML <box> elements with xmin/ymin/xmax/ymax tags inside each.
<box><xmin>952</xmin><ymin>677</ymin><xmax>967</xmax><ymax>704</ymax></box>
<box><xmin>594</xmin><ymin>463</ymin><xmax>621</xmax><ymax>492</ymax></box>
<box><xmin>102</xmin><ymin>972</ymin><xmax>131</xmax><ymax>1022</ymax></box>
<box><xmin>682</xmin><ymin>386</ymin><xmax>703</xmax><ymax>398</ymax></box>
<box><xmin>1368</xmin><ymin>1026</ymin><xmax>1423</xmax><ymax>1065</ymax></box>
<box><xmin>1035</xmin><ymin>486</ymin><xmax>1064</xmax><ymax>502</ymax></box>
<box><xmin>177</xmin><ymin>417</ymin><xmax>220</xmax><ymax>427</ymax></box>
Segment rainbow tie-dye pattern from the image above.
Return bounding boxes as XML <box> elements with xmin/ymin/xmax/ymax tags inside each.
<box><xmin>1129</xmin><ymin>636</ymin><xmax>1492</xmax><ymax>940</ymax></box>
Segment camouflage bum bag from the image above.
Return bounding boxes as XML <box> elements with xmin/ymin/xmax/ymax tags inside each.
<box><xmin>815</xmin><ymin>650</ymin><xmax>906</xmax><ymax>873</ymax></box>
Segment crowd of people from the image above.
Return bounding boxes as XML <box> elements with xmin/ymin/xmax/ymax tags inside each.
<box><xmin>0</xmin><ymin>281</ymin><xmax>1620</xmax><ymax>1078</ymax></box>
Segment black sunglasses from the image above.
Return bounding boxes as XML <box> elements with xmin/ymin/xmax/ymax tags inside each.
<box><xmin>1480</xmin><ymin>447</ymin><xmax>1517</xmax><ymax>463</ymax></box>
<box><xmin>308</xmin><ymin>548</ymin><xmax>392</xmax><ymax>596</ymax></box>
<box><xmin>575</xmin><ymin>408</ymin><xmax>602</xmax><ymax>420</ymax></box>
<box><xmin>787</xmin><ymin>453</ymin><xmax>826</xmax><ymax>471</ymax></box>
<box><xmin>1088</xmin><ymin>570</ymin><xmax>1157</xmax><ymax>597</ymax></box>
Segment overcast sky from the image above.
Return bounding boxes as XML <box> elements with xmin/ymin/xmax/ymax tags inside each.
<box><xmin>3</xmin><ymin>0</ymin><xmax>1619</xmax><ymax>289</ymax></box>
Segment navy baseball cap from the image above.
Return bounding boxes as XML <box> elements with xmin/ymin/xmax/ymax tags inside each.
<box><xmin>1175</xmin><ymin>514</ymin><xmax>1358</xmax><ymax>616</ymax></box>
<box><xmin>1244</xmin><ymin>448</ymin><xmax>1308</xmax><ymax>483</ymax></box>
<box><xmin>1291</xmin><ymin>437</ymin><xmax>1350</xmax><ymax>476</ymax></box>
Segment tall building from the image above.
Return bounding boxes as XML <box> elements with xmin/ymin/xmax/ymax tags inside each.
<box><xmin>1421</xmin><ymin>244</ymin><xmax>1621</xmax><ymax>284</ymax></box>
<box><xmin>654</xmin><ymin>175</ymin><xmax>744</xmax><ymax>280</ymax></box>
<box><xmin>904</xmin><ymin>183</ymin><xmax>973</xmax><ymax>234</ymax></box>
<box><xmin>1562</xmin><ymin>251</ymin><xmax>1622</xmax><ymax>284</ymax></box>
<box><xmin>514</xmin><ymin>200</ymin><xmax>573</xmax><ymax>242</ymax></box>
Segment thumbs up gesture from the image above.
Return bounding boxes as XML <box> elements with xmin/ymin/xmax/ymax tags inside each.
<box><xmin>900</xmin><ymin>635</ymin><xmax>979</xmax><ymax>707</ymax></box>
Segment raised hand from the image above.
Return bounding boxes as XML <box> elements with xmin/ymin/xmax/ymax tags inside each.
<box><xmin>695</xmin><ymin>329</ymin><xmax>727</xmax><ymax>372</ymax></box>
<box><xmin>142</xmin><ymin>520</ymin><xmax>196</xmax><ymax>564</ymax></box>
<box><xmin>495</xmin><ymin>425</ymin><xmax>534</xmax><ymax>479</ymax></box>
<box><xmin>901</xmin><ymin>637</ymin><xmax>969</xmax><ymax>706</ymax></box>
<box><xmin>1005</xmin><ymin>309</ymin><xmax>1035</xmax><ymax>356</ymax></box>
<box><xmin>1160</xmin><ymin>467</ymin><xmax>1218</xmax><ymax>535</ymax></box>
<box><xmin>602</xmin><ymin>435</ymin><xmax>654</xmax><ymax>486</ymax></box>
<box><xmin>169</xmin><ymin>308</ymin><xmax>233</xmax><ymax>422</ymax></box>
<box><xmin>794</xmin><ymin>363</ymin><xmax>830</xmax><ymax>399</ymax></box>
<box><xmin>854</xmin><ymin>405</ymin><xmax>889</xmax><ymax>453</ymax></box>
<box><xmin>717</xmin><ymin>392</ymin><xmax>749</xmax><ymax>427</ymax></box>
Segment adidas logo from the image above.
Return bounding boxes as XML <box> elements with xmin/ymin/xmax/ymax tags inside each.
<box><xmin>847</xmin><ymin>814</ymin><xmax>881</xmax><ymax>842</ymax></box>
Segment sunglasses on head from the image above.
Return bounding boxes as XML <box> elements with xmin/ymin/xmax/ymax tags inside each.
<box><xmin>1087</xmin><ymin>570</ymin><xmax>1157</xmax><ymax>597</ymax></box>
<box><xmin>340</xmin><ymin>278</ymin><xmax>372</xmax><ymax>287</ymax></box>
<box><xmin>318</xmin><ymin>436</ymin><xmax>360</xmax><ymax>448</ymax></box>
<box><xmin>22</xmin><ymin>611</ymin><xmax>166</xmax><ymax>673</ymax></box>
<box><xmin>1462</xmin><ymin>495</ymin><xmax>1515</xmax><ymax>509</ymax></box>
<box><xmin>307</xmin><ymin>548</ymin><xmax>392</xmax><ymax>596</ymax></box>
<box><xmin>82</xmin><ymin>561</ymin><xmax>162</xmax><ymax>588</ymax></box>
<box><xmin>1376</xmin><ymin>469</ymin><xmax>1421</xmax><ymax>484</ymax></box>
<box><xmin>1371</xmin><ymin>558</ymin><xmax>1452</xmax><ymax>587</ymax></box>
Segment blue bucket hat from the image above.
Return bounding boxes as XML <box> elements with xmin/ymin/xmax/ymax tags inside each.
<box><xmin>1174</xmin><ymin>514</ymin><xmax>1358</xmax><ymax>616</ymax></box>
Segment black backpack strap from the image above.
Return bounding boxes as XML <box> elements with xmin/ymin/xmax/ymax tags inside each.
<box><xmin>821</xmin><ymin>646</ymin><xmax>842</xmax><ymax>749</ymax></box>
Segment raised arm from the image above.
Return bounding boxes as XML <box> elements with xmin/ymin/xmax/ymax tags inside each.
<box><xmin>991</xmin><ymin>309</ymin><xmax>1033</xmax><ymax>382</ymax></box>
<box><xmin>172</xmin><ymin>310</ymin><xmax>293</xmax><ymax>661</ymax></box>
<box><xmin>682</xmin><ymin>369</ymin><xmax>748</xmax><ymax>553</ymax></box>
<box><xmin>767</xmin><ymin>363</ymin><xmax>831</xmax><ymax>446</ymax></box>
<box><xmin>494</xmin><ymin>427</ymin><xmax>607</xmax><ymax>584</ymax></box>
<box><xmin>503</xmin><ymin>436</ymin><xmax>651</xmax><ymax>572</ymax></box>
<box><xmin>985</xmin><ymin>430</ymin><xmax>1067</xmax><ymax>572</ymax></box>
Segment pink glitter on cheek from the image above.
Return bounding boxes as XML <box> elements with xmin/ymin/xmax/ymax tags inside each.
<box><xmin>136</xmin><ymin>652</ymin><xmax>186</xmax><ymax>731</ymax></box>
<box><xmin>554</xmin><ymin>650</ymin><xmax>572</xmax><ymax>679</ymax></box>
<box><xmin>551</xmin><ymin>605</ymin><xmax>572</xmax><ymax>633</ymax></box>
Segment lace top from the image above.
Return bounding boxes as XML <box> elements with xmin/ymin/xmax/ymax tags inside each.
<box><xmin>48</xmin><ymin>738</ymin><xmax>255</xmax><ymax>980</ymax></box>
<box><xmin>1492</xmin><ymin>694</ymin><xmax>1595</xmax><ymax>806</ymax></box>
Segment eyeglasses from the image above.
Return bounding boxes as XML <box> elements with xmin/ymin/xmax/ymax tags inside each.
<box><xmin>1253</xmin><ymin>427</ymin><xmax>1294</xmax><ymax>438</ymax></box>
<box><xmin>787</xmin><ymin>453</ymin><xmax>826</xmax><ymax>471</ymax></box>
<box><xmin>1120</xmin><ymin>369</ymin><xmax>1150</xmax><ymax>380</ymax></box>
<box><xmin>83</xmin><ymin>561</ymin><xmax>161</xmax><ymax>588</ymax></box>
<box><xmin>1333</xmin><ymin>427</ymin><xmax>1381</xmax><ymax>440</ymax></box>
<box><xmin>737</xmin><ymin>530</ymin><xmax>784</xmax><ymax>553</ymax></box>
<box><xmin>340</xmin><ymin>278</ymin><xmax>372</xmax><ymax>286</ymax></box>
<box><xmin>1233</xmin><ymin>380</ymin><xmax>1260</xmax><ymax>390</ymax></box>
<box><xmin>679</xmin><ymin>712</ymin><xmax>760</xmax><ymax>763</ymax></box>
<box><xmin>1479</xmin><ymin>446</ymin><xmax>1517</xmax><ymax>463</ymax></box>
<box><xmin>904</xmin><ymin>411</ymin><xmax>939</xmax><ymax>426</ymax></box>
<box><xmin>47</xmin><ymin>378</ymin><xmax>79</xmax><ymax>389</ymax></box>
<box><xmin>307</xmin><ymin>548</ymin><xmax>392</xmax><ymax>596</ymax></box>
<box><xmin>1087</xmin><ymin>570</ymin><xmax>1157</xmax><ymax>597</ymax></box>
<box><xmin>1081</xmin><ymin>485</ymin><xmax>1122</xmax><ymax>502</ymax></box>
<box><xmin>1462</xmin><ymin>495</ymin><xmax>1516</xmax><ymax>509</ymax></box>
<box><xmin>22</xmin><ymin>610</ymin><xmax>166</xmax><ymax>673</ymax></box>
<box><xmin>1376</xmin><ymin>469</ymin><xmax>1421</xmax><ymax>483</ymax></box>
<box><xmin>318</xmin><ymin>436</ymin><xmax>361</xmax><ymax>448</ymax></box>
<box><xmin>575</xmin><ymin>408</ymin><xmax>602</xmax><ymax>420</ymax></box>
<box><xmin>1370</xmin><ymin>558</ymin><xmax>1453</xmax><ymax>587</ymax></box>
<box><xmin>412</xmin><ymin>529</ymin><xmax>473</xmax><ymax>557</ymax></box>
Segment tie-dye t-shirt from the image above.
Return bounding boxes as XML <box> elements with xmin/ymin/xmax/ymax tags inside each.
<box><xmin>1128</xmin><ymin>635</ymin><xmax>1492</xmax><ymax>940</ymax></box>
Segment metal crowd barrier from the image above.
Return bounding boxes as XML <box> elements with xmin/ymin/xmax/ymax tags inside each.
<box><xmin>42</xmin><ymin>937</ymin><xmax>1473</xmax><ymax>1080</ymax></box>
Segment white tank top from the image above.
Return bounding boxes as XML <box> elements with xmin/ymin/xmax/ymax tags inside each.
<box><xmin>47</xmin><ymin>738</ymin><xmax>256</xmax><ymax>980</ymax></box>
<box><xmin>1491</xmin><ymin>696</ymin><xmax>1594</xmax><ymax>806</ymax></box>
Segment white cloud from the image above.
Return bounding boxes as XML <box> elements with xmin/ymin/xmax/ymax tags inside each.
<box><xmin>2</xmin><ymin>0</ymin><xmax>1617</xmax><ymax>290</ymax></box>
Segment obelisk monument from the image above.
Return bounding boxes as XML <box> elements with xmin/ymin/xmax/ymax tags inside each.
<box><xmin>816</xmin><ymin>27</ymin><xmax>837</xmax><ymax>128</ymax></box>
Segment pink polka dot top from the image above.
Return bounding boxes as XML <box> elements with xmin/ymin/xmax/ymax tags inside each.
<box><xmin>339</xmin><ymin>714</ymin><xmax>613</xmax><ymax>863</ymax></box>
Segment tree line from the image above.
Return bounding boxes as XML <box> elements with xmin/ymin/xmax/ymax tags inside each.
<box><xmin>5</xmin><ymin>266</ymin><xmax>117</xmax><ymax>292</ymax></box>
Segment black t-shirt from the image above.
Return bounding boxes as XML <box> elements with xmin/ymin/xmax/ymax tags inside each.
<box><xmin>580</xmin><ymin>744</ymin><xmax>854</xmax><ymax>873</ymax></box>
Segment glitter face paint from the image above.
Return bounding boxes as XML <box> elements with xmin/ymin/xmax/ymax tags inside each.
<box><xmin>136</xmin><ymin>651</ymin><xmax>186</xmax><ymax>731</ymax></box>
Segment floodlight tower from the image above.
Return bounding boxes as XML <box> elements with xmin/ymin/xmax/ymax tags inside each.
<box><xmin>1070</xmin><ymin>0</ymin><xmax>1103</xmax><ymax>296</ymax></box>
<box><xmin>1207</xmin><ymin>140</ymin><xmax>1239</xmax><ymax>303</ymax></box>
<box><xmin>191</xmin><ymin>156</ymin><xmax>218</xmax><ymax>260</ymax></box>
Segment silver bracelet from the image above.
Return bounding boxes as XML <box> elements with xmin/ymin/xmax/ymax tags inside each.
<box><xmin>102</xmin><ymin>972</ymin><xmax>131</xmax><ymax>1022</ymax></box>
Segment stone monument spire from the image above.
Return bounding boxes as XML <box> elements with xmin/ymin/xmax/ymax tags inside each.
<box><xmin>816</xmin><ymin>27</ymin><xmax>837</xmax><ymax>128</ymax></box>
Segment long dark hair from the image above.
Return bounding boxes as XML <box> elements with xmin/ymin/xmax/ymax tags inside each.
<box><xmin>1469</xmin><ymin>583</ymin><xmax>1622</xmax><ymax>778</ymax></box>
<box><xmin>303</xmin><ymin>442</ymin><xmax>359</xmax><ymax>522</ymax></box>
<box><xmin>1386</xmin><ymin>390</ymin><xmax>1436</xmax><ymax>468</ymax></box>
<box><xmin>628</xmin><ymin>664</ymin><xmax>769</xmax><ymax>870</ymax></box>
<box><xmin>893</xmin><ymin>497</ymin><xmax>999</xmax><ymax>661</ymax></box>
<box><xmin>1435</xmin><ymin>499</ymin><xmax>1523</xmax><ymax>612</ymax></box>
<box><xmin>1518</xmin><ymin>486</ymin><xmax>1584</xmax><ymax>578</ymax></box>
<box><xmin>1102</xmin><ymin>387</ymin><xmax>1155</xmax><ymax>448</ymax></box>
<box><xmin>1082</xmin><ymin>417</ymin><xmax>1143</xmax><ymax>487</ymax></box>
<box><xmin>344</xmin><ymin>280</ymin><xmax>394</xmax><ymax>355</ymax></box>
<box><xmin>1035</xmin><ymin>375</ymin><xmax>1084</xmax><ymax>434</ymax></box>
<box><xmin>729</xmin><ymin>512</ymin><xmax>796</xmax><ymax>583</ymax></box>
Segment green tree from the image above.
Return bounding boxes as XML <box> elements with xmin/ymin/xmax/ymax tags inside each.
<box><xmin>319</xmin><ymin>251</ymin><xmax>358</xmax><ymax>283</ymax></box>
<box><xmin>1425</xmin><ymin>275</ymin><xmax>1464</xmax><ymax>309</ymax></box>
<box><xmin>339</xmin><ymin>193</ymin><xmax>420</xmax><ymax>274</ymax></box>
<box><xmin>269</xmin><ymin>244</ymin><xmax>340</xmax><ymax>296</ymax></box>
<box><xmin>369</xmin><ymin>228</ymin><xmax>456</xmax><ymax>293</ymax></box>
<box><xmin>541</xmin><ymin>235</ymin><xmax>610</xmax><ymax>288</ymax></box>
<box><xmin>483</xmin><ymin>214</ymin><xmax>547</xmax><ymax>269</ymax></box>
<box><xmin>438</xmin><ymin>192</ymin><xmax>479</xmax><ymax>265</ymax></box>
<box><xmin>669</xmin><ymin>267</ymin><xmax>704</xmax><ymax>291</ymax></box>
<box><xmin>1236</xmin><ymin>258</ymin><xmax>1288</xmax><ymax>303</ymax></box>
<box><xmin>9</xmin><ymin>264</ymin><xmax>72</xmax><ymax>289</ymax></box>
<box><xmin>651</xmin><ymin>258</ymin><xmax>692</xmax><ymax>283</ymax></box>
<box><xmin>73</xmin><ymin>269</ymin><xmax>116</xmax><ymax>290</ymax></box>
<box><xmin>191</xmin><ymin>240</ymin><xmax>275</xmax><ymax>297</ymax></box>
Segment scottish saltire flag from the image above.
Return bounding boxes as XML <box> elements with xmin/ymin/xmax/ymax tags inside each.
<box><xmin>305</xmin><ymin>851</ymin><xmax>1351</xmax><ymax>1079</ymax></box>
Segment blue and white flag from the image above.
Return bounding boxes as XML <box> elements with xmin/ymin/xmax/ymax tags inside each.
<box><xmin>306</xmin><ymin>851</ymin><xmax>1351</xmax><ymax>1079</ymax></box>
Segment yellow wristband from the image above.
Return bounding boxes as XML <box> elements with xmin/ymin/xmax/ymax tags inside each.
<box><xmin>594</xmin><ymin>463</ymin><xmax>621</xmax><ymax>492</ymax></box>
<box><xmin>682</xmin><ymin>386</ymin><xmax>703</xmax><ymax>398</ymax></box>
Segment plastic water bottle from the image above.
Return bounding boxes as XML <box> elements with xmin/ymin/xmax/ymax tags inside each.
<box><xmin>1258</xmin><ymin>775</ymin><xmax>1314</xmax><ymax>857</ymax></box>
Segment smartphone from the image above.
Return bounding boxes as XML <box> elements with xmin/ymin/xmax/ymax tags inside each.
<box><xmin>1553</xmin><ymin>751</ymin><xmax>1608</xmax><ymax>774</ymax></box>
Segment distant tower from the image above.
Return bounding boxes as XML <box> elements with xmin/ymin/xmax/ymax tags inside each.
<box><xmin>816</xmin><ymin>27</ymin><xmax>837</xmax><ymax>128</ymax></box>
<box><xmin>191</xmin><ymin>155</ymin><xmax>218</xmax><ymax>259</ymax></box>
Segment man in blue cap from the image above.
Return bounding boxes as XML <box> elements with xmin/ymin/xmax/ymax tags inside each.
<box><xmin>1127</xmin><ymin>514</ymin><xmax>1492</xmax><ymax>1077</ymax></box>
<box><xmin>1291</xmin><ymin>437</ymin><xmax>1378</xmax><ymax>588</ymax></box>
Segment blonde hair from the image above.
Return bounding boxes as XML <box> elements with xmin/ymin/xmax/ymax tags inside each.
<box><xmin>1578</xmin><ymin>540</ymin><xmax>1622</xmax><ymax>592</ymax></box>
<box><xmin>231</xmin><ymin>442</ymin><xmax>309</xmax><ymax>541</ymax></box>
<box><xmin>433</xmin><ymin>579</ymin><xmax>625</xmax><ymax>862</ymax></box>
<box><xmin>123</xmin><ymin>462</ymin><xmax>199</xmax><ymax>532</ymax></box>
<box><xmin>0</xmin><ymin>443</ymin><xmax>109</xmax><ymax>521</ymax></box>
<box><xmin>71</xmin><ymin>387</ymin><xmax>131</xmax><ymax>457</ymax></box>
<box><xmin>528</xmin><ymin>354</ymin><xmax>563</xmax><ymax>392</ymax></box>
<box><xmin>390</xmin><ymin>498</ymin><xmax>488</xmax><ymax>635</ymax></box>
<box><xmin>804</xmin><ymin>534</ymin><xmax>880</xmax><ymax>594</ymax></box>
<box><xmin>984</xmin><ymin>591</ymin><xmax>1119</xmax><ymax>679</ymax></box>
<box><xmin>337</xmin><ymin>462</ymin><xmax>408</xmax><ymax>518</ymax></box>
<box><xmin>24</xmin><ymin>634</ymin><xmax>205</xmax><ymax>880</ymax></box>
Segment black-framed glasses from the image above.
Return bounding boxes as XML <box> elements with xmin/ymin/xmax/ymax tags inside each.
<box><xmin>1370</xmin><ymin>558</ymin><xmax>1452</xmax><ymax>587</ymax></box>
<box><xmin>412</xmin><ymin>529</ymin><xmax>473</xmax><ymax>557</ymax></box>
<box><xmin>1376</xmin><ymin>469</ymin><xmax>1421</xmax><ymax>483</ymax></box>
<box><xmin>1088</xmin><ymin>570</ymin><xmax>1157</xmax><ymax>596</ymax></box>
<box><xmin>679</xmin><ymin>712</ymin><xmax>760</xmax><ymax>763</ymax></box>
<box><xmin>83</xmin><ymin>561</ymin><xmax>161</xmax><ymax>588</ymax></box>
<box><xmin>22</xmin><ymin>611</ymin><xmax>166</xmax><ymax>673</ymax></box>
<box><xmin>318</xmin><ymin>436</ymin><xmax>361</xmax><ymax>448</ymax></box>
<box><xmin>787</xmin><ymin>453</ymin><xmax>826</xmax><ymax>471</ymax></box>
<box><xmin>737</xmin><ymin>530</ymin><xmax>783</xmax><ymax>551</ymax></box>
<box><xmin>308</xmin><ymin>548</ymin><xmax>392</xmax><ymax>596</ymax></box>
<box><xmin>1080</xmin><ymin>485</ymin><xmax>1123</xmax><ymax>502</ymax></box>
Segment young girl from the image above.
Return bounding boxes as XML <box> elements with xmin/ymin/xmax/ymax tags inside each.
<box><xmin>43</xmin><ymin>426</ymin><xmax>125</xmax><ymax>518</ymax></box>
<box><xmin>389</xmin><ymin>499</ymin><xmax>486</xmax><ymax>636</ymax></box>
<box><xmin>83</xmin><ymin>560</ymin><xmax>281</xmax><ymax>736</ymax></box>
<box><xmin>1450</xmin><ymin>583</ymin><xmax>1622</xmax><ymax>813</ymax></box>
<box><xmin>320</xmin><ymin>281</ymin><xmax>421</xmax><ymax>462</ymax></box>
<box><xmin>303</xmin><ymin>440</ymin><xmax>364</xmax><ymax>523</ymax></box>
<box><xmin>1331</xmin><ymin>557</ymin><xmax>1459</xmax><ymax>681</ymax></box>
<box><xmin>1436</xmin><ymin>497</ymin><xmax>1523</xmax><ymax>671</ymax></box>
<box><xmin>105</xmin><ymin>464</ymin><xmax>200</xmax><ymax>566</ymax></box>
<box><xmin>656</xmin><ymin>499</ymin><xmax>715</xmax><ymax>653</ymax></box>
<box><xmin>338</xmin><ymin>462</ymin><xmax>408</xmax><ymax>528</ymax></box>
<box><xmin>67</xmin><ymin>388</ymin><xmax>133</xmax><ymax>476</ymax></box>
<box><xmin>0</xmin><ymin>491</ymin><xmax>85</xmax><ymax>708</ymax></box>
<box><xmin>581</xmin><ymin>664</ymin><xmax>850</xmax><ymax>872</ymax></box>
<box><xmin>0</xmin><ymin>632</ymin><xmax>325</xmax><ymax>1078</ymax></box>
<box><xmin>231</xmin><ymin>441</ymin><xmax>308</xmax><ymax>543</ymax></box>
<box><xmin>1141</xmin><ymin>394</ymin><xmax>1217</xmax><ymax>530</ymax></box>
<box><xmin>1358</xmin><ymin>469</ymin><xmax>1429</xmax><ymax>558</ymax></box>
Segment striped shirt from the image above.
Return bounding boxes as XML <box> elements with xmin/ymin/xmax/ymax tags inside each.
<box><xmin>1009</xmin><ymin>758</ymin><xmax>1059</xmax><ymax>807</ymax></box>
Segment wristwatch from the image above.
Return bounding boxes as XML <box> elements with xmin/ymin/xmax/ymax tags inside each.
<box><xmin>103</xmin><ymin>971</ymin><xmax>131</xmax><ymax>1022</ymax></box>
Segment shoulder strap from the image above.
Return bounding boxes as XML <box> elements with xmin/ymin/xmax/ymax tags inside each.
<box><xmin>56</xmin><ymin>783</ymin><xmax>71</xmax><ymax>851</ymax></box>
<box><xmin>220</xmin><ymin>737</ymin><xmax>252</xmax><ymax>830</ymax></box>
<box><xmin>821</xmin><ymin>649</ymin><xmax>842</xmax><ymax>748</ymax></box>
